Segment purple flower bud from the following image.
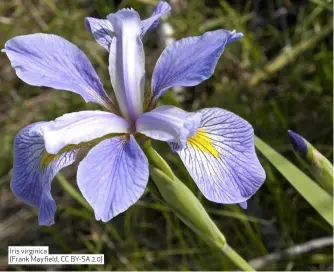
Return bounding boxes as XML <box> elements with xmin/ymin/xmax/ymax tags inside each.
<box><xmin>288</xmin><ymin>130</ymin><xmax>308</xmax><ymax>158</ymax></box>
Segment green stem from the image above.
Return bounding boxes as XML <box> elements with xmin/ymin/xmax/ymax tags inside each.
<box><xmin>222</xmin><ymin>244</ymin><xmax>255</xmax><ymax>271</ymax></box>
<box><xmin>141</xmin><ymin>139</ymin><xmax>174</xmax><ymax>179</ymax></box>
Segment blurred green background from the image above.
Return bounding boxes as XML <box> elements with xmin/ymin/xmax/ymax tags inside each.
<box><xmin>0</xmin><ymin>0</ymin><xmax>332</xmax><ymax>270</ymax></box>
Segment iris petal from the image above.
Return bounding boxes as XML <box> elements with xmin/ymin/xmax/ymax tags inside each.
<box><xmin>151</xmin><ymin>30</ymin><xmax>243</xmax><ymax>102</ymax></box>
<box><xmin>85</xmin><ymin>1</ymin><xmax>170</xmax><ymax>51</ymax></box>
<box><xmin>41</xmin><ymin>110</ymin><xmax>130</xmax><ymax>154</ymax></box>
<box><xmin>107</xmin><ymin>9</ymin><xmax>145</xmax><ymax>121</ymax></box>
<box><xmin>11</xmin><ymin>122</ymin><xmax>77</xmax><ymax>225</ymax></box>
<box><xmin>169</xmin><ymin>108</ymin><xmax>265</xmax><ymax>204</ymax></box>
<box><xmin>2</xmin><ymin>34</ymin><xmax>115</xmax><ymax>110</ymax></box>
<box><xmin>141</xmin><ymin>1</ymin><xmax>171</xmax><ymax>37</ymax></box>
<box><xmin>77</xmin><ymin>136</ymin><xmax>149</xmax><ymax>222</ymax></box>
<box><xmin>85</xmin><ymin>18</ymin><xmax>115</xmax><ymax>51</ymax></box>
<box><xmin>136</xmin><ymin>105</ymin><xmax>201</xmax><ymax>150</ymax></box>
<box><xmin>239</xmin><ymin>201</ymin><xmax>248</xmax><ymax>209</ymax></box>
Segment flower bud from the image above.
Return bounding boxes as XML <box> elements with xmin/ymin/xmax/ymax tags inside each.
<box><xmin>288</xmin><ymin>130</ymin><xmax>333</xmax><ymax>195</ymax></box>
<box><xmin>149</xmin><ymin>166</ymin><xmax>227</xmax><ymax>249</ymax></box>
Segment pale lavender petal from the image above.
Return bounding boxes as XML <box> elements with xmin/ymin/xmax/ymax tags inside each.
<box><xmin>41</xmin><ymin>110</ymin><xmax>130</xmax><ymax>154</ymax></box>
<box><xmin>85</xmin><ymin>17</ymin><xmax>115</xmax><ymax>51</ymax></box>
<box><xmin>107</xmin><ymin>9</ymin><xmax>145</xmax><ymax>121</ymax></box>
<box><xmin>136</xmin><ymin>105</ymin><xmax>201</xmax><ymax>150</ymax></box>
<box><xmin>169</xmin><ymin>108</ymin><xmax>265</xmax><ymax>204</ymax></box>
<box><xmin>85</xmin><ymin>1</ymin><xmax>171</xmax><ymax>51</ymax></box>
<box><xmin>239</xmin><ymin>201</ymin><xmax>248</xmax><ymax>209</ymax></box>
<box><xmin>77</xmin><ymin>136</ymin><xmax>148</xmax><ymax>222</ymax></box>
<box><xmin>2</xmin><ymin>34</ymin><xmax>114</xmax><ymax>109</ymax></box>
<box><xmin>141</xmin><ymin>1</ymin><xmax>171</xmax><ymax>37</ymax></box>
<box><xmin>152</xmin><ymin>30</ymin><xmax>243</xmax><ymax>102</ymax></box>
<box><xmin>11</xmin><ymin>122</ymin><xmax>77</xmax><ymax>225</ymax></box>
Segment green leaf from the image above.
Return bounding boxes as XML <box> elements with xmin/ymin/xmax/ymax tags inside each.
<box><xmin>255</xmin><ymin>136</ymin><xmax>333</xmax><ymax>226</ymax></box>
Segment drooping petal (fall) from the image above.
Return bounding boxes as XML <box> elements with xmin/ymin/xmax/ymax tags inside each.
<box><xmin>151</xmin><ymin>30</ymin><xmax>243</xmax><ymax>102</ymax></box>
<box><xmin>77</xmin><ymin>136</ymin><xmax>149</xmax><ymax>222</ymax></box>
<box><xmin>41</xmin><ymin>110</ymin><xmax>130</xmax><ymax>154</ymax></box>
<box><xmin>2</xmin><ymin>34</ymin><xmax>115</xmax><ymax>110</ymax></box>
<box><xmin>136</xmin><ymin>105</ymin><xmax>201</xmax><ymax>150</ymax></box>
<box><xmin>169</xmin><ymin>108</ymin><xmax>265</xmax><ymax>204</ymax></box>
<box><xmin>107</xmin><ymin>9</ymin><xmax>145</xmax><ymax>121</ymax></box>
<box><xmin>11</xmin><ymin>122</ymin><xmax>77</xmax><ymax>225</ymax></box>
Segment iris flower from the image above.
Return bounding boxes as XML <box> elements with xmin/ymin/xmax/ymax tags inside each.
<box><xmin>3</xmin><ymin>2</ymin><xmax>265</xmax><ymax>226</ymax></box>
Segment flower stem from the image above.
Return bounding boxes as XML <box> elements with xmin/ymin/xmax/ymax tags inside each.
<box><xmin>141</xmin><ymin>139</ymin><xmax>174</xmax><ymax>179</ymax></box>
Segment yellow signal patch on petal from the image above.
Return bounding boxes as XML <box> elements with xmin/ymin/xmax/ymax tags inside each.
<box><xmin>188</xmin><ymin>129</ymin><xmax>219</xmax><ymax>158</ymax></box>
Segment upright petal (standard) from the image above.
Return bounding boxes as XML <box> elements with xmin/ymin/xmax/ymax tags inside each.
<box><xmin>107</xmin><ymin>9</ymin><xmax>146</xmax><ymax>122</ymax></box>
<box><xmin>2</xmin><ymin>34</ymin><xmax>115</xmax><ymax>110</ymax></box>
<box><xmin>151</xmin><ymin>30</ymin><xmax>243</xmax><ymax>102</ymax></box>
<box><xmin>85</xmin><ymin>1</ymin><xmax>171</xmax><ymax>51</ymax></box>
<box><xmin>169</xmin><ymin>108</ymin><xmax>265</xmax><ymax>204</ymax></box>
<box><xmin>141</xmin><ymin>1</ymin><xmax>171</xmax><ymax>37</ymax></box>
<box><xmin>11</xmin><ymin>122</ymin><xmax>77</xmax><ymax>225</ymax></box>
<box><xmin>77</xmin><ymin>136</ymin><xmax>149</xmax><ymax>222</ymax></box>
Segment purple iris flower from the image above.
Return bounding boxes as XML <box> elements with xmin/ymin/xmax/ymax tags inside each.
<box><xmin>3</xmin><ymin>2</ymin><xmax>265</xmax><ymax>226</ymax></box>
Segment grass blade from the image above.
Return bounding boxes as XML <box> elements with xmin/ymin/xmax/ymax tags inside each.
<box><xmin>56</xmin><ymin>173</ymin><xmax>91</xmax><ymax>210</ymax></box>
